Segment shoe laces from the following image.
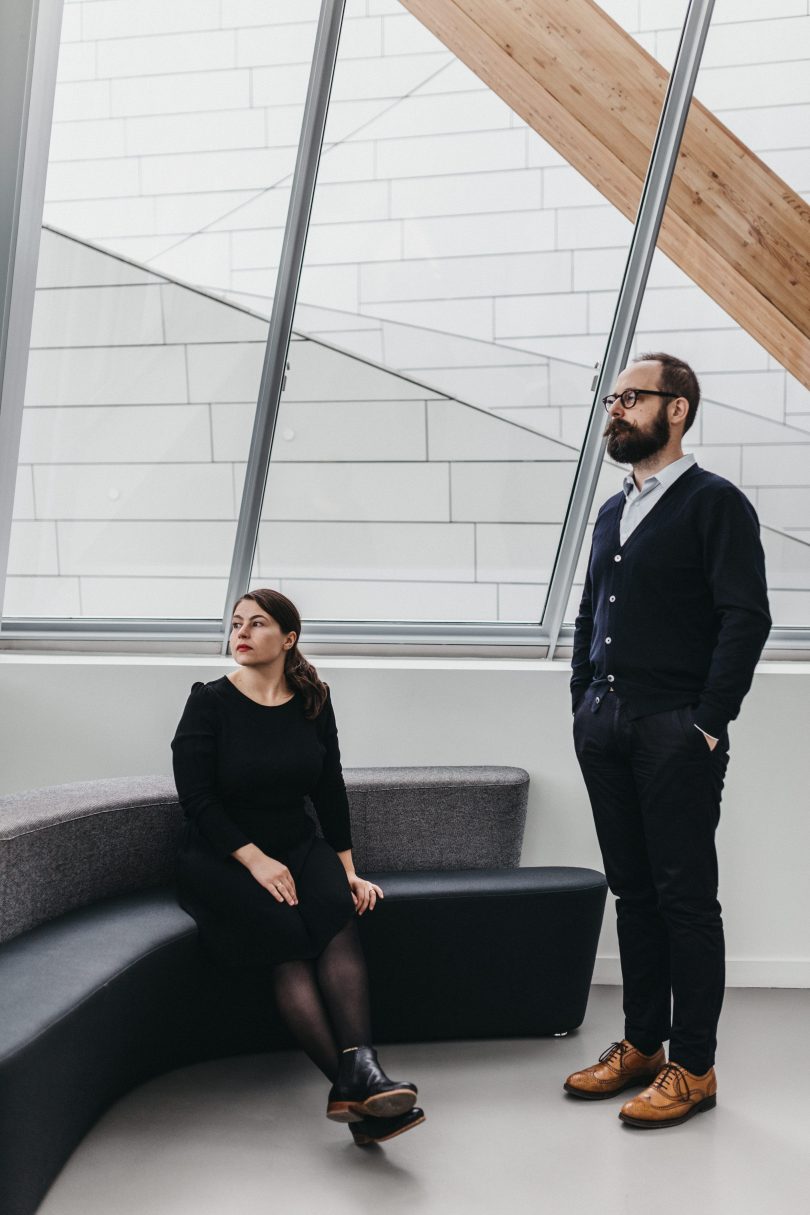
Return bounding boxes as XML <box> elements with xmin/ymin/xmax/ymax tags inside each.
<box><xmin>651</xmin><ymin>1062</ymin><xmax>690</xmax><ymax>1099</ymax></box>
<box><xmin>598</xmin><ymin>1040</ymin><xmax>630</xmax><ymax>1067</ymax></box>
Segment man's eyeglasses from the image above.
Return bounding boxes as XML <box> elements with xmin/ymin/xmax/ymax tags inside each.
<box><xmin>602</xmin><ymin>389</ymin><xmax>679</xmax><ymax>412</ymax></box>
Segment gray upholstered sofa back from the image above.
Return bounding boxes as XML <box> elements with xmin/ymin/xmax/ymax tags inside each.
<box><xmin>0</xmin><ymin>767</ymin><xmax>528</xmax><ymax>945</ymax></box>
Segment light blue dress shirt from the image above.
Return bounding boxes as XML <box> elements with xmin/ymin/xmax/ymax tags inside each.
<box><xmin>619</xmin><ymin>452</ymin><xmax>696</xmax><ymax>546</ymax></box>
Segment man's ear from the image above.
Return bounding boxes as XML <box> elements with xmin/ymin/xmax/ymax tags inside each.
<box><xmin>671</xmin><ymin>396</ymin><xmax>690</xmax><ymax>425</ymax></box>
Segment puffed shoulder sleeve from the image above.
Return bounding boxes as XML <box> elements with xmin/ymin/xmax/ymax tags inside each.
<box><xmin>310</xmin><ymin>687</ymin><xmax>353</xmax><ymax>853</ymax></box>
<box><xmin>171</xmin><ymin>682</ymin><xmax>252</xmax><ymax>859</ymax></box>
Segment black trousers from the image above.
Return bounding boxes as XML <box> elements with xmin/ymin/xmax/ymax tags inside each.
<box><xmin>573</xmin><ymin>688</ymin><xmax>730</xmax><ymax>1074</ymax></box>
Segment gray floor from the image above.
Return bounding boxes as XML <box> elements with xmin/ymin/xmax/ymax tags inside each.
<box><xmin>39</xmin><ymin>986</ymin><xmax>810</xmax><ymax>1215</ymax></box>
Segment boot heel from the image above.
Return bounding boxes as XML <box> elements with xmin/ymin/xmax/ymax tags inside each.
<box><xmin>349</xmin><ymin>1108</ymin><xmax>426</xmax><ymax>1146</ymax></box>
<box><xmin>326</xmin><ymin>1101</ymin><xmax>364</xmax><ymax>1123</ymax></box>
<box><xmin>359</xmin><ymin>1089</ymin><xmax>417</xmax><ymax>1119</ymax></box>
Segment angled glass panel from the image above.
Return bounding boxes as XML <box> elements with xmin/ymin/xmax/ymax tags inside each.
<box><xmin>671</xmin><ymin>1</ymin><xmax>810</xmax><ymax>627</ymax></box>
<box><xmin>529</xmin><ymin>0</ymin><xmax>694</xmax><ymax>625</ymax></box>
<box><xmin>242</xmin><ymin>0</ymin><xmax>683</xmax><ymax>623</ymax></box>
<box><xmin>564</xmin><ymin>2</ymin><xmax>810</xmax><ymax>627</ymax></box>
<box><xmin>3</xmin><ymin>1</ymin><xmax>321</xmax><ymax>621</ymax></box>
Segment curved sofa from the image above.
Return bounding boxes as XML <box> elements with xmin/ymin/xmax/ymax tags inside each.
<box><xmin>0</xmin><ymin>768</ymin><xmax>606</xmax><ymax>1215</ymax></box>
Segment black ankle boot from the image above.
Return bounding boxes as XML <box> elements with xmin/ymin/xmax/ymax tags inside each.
<box><xmin>349</xmin><ymin>1106</ymin><xmax>426</xmax><ymax>1146</ymax></box>
<box><xmin>326</xmin><ymin>1046</ymin><xmax>418</xmax><ymax>1122</ymax></box>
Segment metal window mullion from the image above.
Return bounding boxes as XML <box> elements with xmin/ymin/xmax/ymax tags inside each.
<box><xmin>219</xmin><ymin>0</ymin><xmax>347</xmax><ymax>653</ymax></box>
<box><xmin>0</xmin><ymin>0</ymin><xmax>63</xmax><ymax>629</ymax></box>
<box><xmin>542</xmin><ymin>0</ymin><xmax>716</xmax><ymax>657</ymax></box>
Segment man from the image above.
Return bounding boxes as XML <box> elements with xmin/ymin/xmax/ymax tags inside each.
<box><xmin>565</xmin><ymin>352</ymin><xmax>771</xmax><ymax>1128</ymax></box>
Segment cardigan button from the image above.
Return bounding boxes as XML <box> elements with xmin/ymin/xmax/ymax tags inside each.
<box><xmin>607</xmin><ymin>675</ymin><xmax>615</xmax><ymax>683</ymax></box>
<box><xmin>606</xmin><ymin>637</ymin><xmax>612</xmax><ymax>644</ymax></box>
<box><xmin>609</xmin><ymin>595</ymin><xmax>616</xmax><ymax>603</ymax></box>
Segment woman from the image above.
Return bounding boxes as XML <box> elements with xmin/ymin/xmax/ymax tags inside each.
<box><xmin>171</xmin><ymin>588</ymin><xmax>424</xmax><ymax>1146</ymax></box>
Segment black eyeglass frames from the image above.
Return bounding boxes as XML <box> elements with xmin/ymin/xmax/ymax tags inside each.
<box><xmin>602</xmin><ymin>389</ymin><xmax>679</xmax><ymax>412</ymax></box>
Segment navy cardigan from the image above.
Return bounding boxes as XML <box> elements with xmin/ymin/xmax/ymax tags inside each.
<box><xmin>571</xmin><ymin>463</ymin><xmax>772</xmax><ymax>739</ymax></box>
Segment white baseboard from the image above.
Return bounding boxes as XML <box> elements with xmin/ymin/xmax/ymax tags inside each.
<box><xmin>592</xmin><ymin>956</ymin><xmax>810</xmax><ymax>988</ymax></box>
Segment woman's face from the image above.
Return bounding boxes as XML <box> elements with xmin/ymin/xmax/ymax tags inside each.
<box><xmin>230</xmin><ymin>601</ymin><xmax>296</xmax><ymax>667</ymax></box>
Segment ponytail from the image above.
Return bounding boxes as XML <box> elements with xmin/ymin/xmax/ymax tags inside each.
<box><xmin>284</xmin><ymin>647</ymin><xmax>328</xmax><ymax>720</ymax></box>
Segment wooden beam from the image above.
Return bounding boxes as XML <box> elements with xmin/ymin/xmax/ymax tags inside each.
<box><xmin>400</xmin><ymin>0</ymin><xmax>810</xmax><ymax>388</ymax></box>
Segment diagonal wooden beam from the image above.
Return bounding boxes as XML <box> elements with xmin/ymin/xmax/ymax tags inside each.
<box><xmin>400</xmin><ymin>0</ymin><xmax>810</xmax><ymax>388</ymax></box>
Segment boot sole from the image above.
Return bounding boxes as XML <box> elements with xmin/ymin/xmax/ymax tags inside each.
<box><xmin>327</xmin><ymin>1089</ymin><xmax>418</xmax><ymax>1123</ymax></box>
<box><xmin>351</xmin><ymin>1112</ymin><xmax>426</xmax><ymax>1146</ymax></box>
<box><xmin>564</xmin><ymin>1073</ymin><xmax>661</xmax><ymax>1101</ymax></box>
<box><xmin>619</xmin><ymin>1093</ymin><xmax>717</xmax><ymax>1128</ymax></box>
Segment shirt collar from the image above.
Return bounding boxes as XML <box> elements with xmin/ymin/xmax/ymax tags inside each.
<box><xmin>623</xmin><ymin>452</ymin><xmax>696</xmax><ymax>500</ymax></box>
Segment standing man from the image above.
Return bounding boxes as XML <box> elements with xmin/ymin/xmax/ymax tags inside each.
<box><xmin>564</xmin><ymin>352</ymin><xmax>771</xmax><ymax>1128</ymax></box>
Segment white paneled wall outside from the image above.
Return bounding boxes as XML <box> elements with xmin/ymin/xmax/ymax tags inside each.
<box><xmin>12</xmin><ymin>0</ymin><xmax>810</xmax><ymax>623</ymax></box>
<box><xmin>8</xmin><ymin>229</ymin><xmax>622</xmax><ymax>621</ymax></box>
<box><xmin>8</xmin><ymin>229</ymin><xmax>809</xmax><ymax>625</ymax></box>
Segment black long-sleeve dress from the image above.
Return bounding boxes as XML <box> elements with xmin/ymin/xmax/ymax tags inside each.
<box><xmin>171</xmin><ymin>676</ymin><xmax>355</xmax><ymax>968</ymax></box>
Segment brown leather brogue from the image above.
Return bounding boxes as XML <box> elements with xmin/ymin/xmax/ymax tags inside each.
<box><xmin>619</xmin><ymin>1061</ymin><xmax>717</xmax><ymax>1128</ymax></box>
<box><xmin>564</xmin><ymin>1039</ymin><xmax>666</xmax><ymax>1100</ymax></box>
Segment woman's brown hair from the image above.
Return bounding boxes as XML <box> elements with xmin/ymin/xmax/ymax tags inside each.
<box><xmin>230</xmin><ymin>589</ymin><xmax>328</xmax><ymax>719</ymax></box>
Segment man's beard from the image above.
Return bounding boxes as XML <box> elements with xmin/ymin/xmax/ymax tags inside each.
<box><xmin>605</xmin><ymin>403</ymin><xmax>670</xmax><ymax>464</ymax></box>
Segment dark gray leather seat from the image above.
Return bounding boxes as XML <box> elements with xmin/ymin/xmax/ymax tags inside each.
<box><xmin>0</xmin><ymin>770</ymin><xmax>606</xmax><ymax>1215</ymax></box>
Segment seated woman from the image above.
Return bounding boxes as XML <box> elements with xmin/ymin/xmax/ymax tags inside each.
<box><xmin>171</xmin><ymin>587</ymin><xmax>424</xmax><ymax>1146</ymax></box>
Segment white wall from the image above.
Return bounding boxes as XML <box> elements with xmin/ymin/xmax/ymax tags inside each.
<box><xmin>1</xmin><ymin>653</ymin><xmax>807</xmax><ymax>988</ymax></box>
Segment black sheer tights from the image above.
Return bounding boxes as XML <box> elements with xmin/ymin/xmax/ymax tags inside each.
<box><xmin>272</xmin><ymin>918</ymin><xmax>372</xmax><ymax>1082</ymax></box>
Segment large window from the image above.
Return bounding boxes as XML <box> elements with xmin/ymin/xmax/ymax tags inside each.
<box><xmin>1</xmin><ymin>0</ymin><xmax>807</xmax><ymax>647</ymax></box>
<box><xmin>247</xmin><ymin>0</ymin><xmax>687</xmax><ymax>624</ymax></box>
